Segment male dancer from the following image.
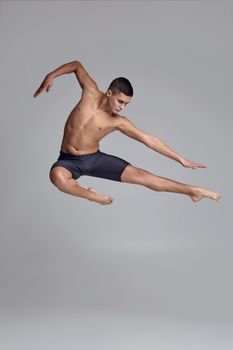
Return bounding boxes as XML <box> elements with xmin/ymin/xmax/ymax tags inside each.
<box><xmin>34</xmin><ymin>60</ymin><xmax>221</xmax><ymax>205</ymax></box>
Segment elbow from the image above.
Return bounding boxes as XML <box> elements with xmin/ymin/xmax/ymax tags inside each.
<box><xmin>72</xmin><ymin>60</ymin><xmax>81</xmax><ymax>70</ymax></box>
<box><xmin>143</xmin><ymin>134</ymin><xmax>153</xmax><ymax>148</ymax></box>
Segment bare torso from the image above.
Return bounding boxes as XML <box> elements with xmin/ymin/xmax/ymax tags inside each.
<box><xmin>61</xmin><ymin>90</ymin><xmax>120</xmax><ymax>155</ymax></box>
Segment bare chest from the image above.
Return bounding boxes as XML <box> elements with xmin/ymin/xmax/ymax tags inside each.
<box><xmin>66</xmin><ymin>105</ymin><xmax>117</xmax><ymax>138</ymax></box>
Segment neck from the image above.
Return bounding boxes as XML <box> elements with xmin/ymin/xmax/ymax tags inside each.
<box><xmin>99</xmin><ymin>94</ymin><xmax>112</xmax><ymax>113</ymax></box>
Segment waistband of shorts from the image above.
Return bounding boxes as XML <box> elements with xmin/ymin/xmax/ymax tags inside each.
<box><xmin>59</xmin><ymin>150</ymin><xmax>100</xmax><ymax>159</ymax></box>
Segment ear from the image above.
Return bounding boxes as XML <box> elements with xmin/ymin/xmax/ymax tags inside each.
<box><xmin>106</xmin><ymin>89</ymin><xmax>112</xmax><ymax>97</ymax></box>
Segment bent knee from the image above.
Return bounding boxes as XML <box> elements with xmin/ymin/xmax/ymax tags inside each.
<box><xmin>50</xmin><ymin>167</ymin><xmax>72</xmax><ymax>191</ymax></box>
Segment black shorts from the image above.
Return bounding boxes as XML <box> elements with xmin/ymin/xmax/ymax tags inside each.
<box><xmin>50</xmin><ymin>150</ymin><xmax>130</xmax><ymax>182</ymax></box>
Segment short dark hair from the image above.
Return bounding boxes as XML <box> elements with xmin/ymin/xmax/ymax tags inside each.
<box><xmin>108</xmin><ymin>77</ymin><xmax>133</xmax><ymax>97</ymax></box>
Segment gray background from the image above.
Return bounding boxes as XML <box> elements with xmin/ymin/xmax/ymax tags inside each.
<box><xmin>0</xmin><ymin>1</ymin><xmax>232</xmax><ymax>349</ymax></box>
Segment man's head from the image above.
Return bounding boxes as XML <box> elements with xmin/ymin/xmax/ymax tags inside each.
<box><xmin>106</xmin><ymin>77</ymin><xmax>133</xmax><ymax>113</ymax></box>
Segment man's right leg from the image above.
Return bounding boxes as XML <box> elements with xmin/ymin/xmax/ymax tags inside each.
<box><xmin>50</xmin><ymin>166</ymin><xmax>113</xmax><ymax>205</ymax></box>
<box><xmin>121</xmin><ymin>165</ymin><xmax>221</xmax><ymax>202</ymax></box>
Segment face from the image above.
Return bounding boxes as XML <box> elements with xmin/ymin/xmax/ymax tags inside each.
<box><xmin>106</xmin><ymin>90</ymin><xmax>132</xmax><ymax>113</ymax></box>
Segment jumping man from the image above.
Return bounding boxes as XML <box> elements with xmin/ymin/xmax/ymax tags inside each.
<box><xmin>34</xmin><ymin>61</ymin><xmax>221</xmax><ymax>205</ymax></box>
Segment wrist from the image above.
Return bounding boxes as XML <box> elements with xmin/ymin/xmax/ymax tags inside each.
<box><xmin>178</xmin><ymin>156</ymin><xmax>184</xmax><ymax>165</ymax></box>
<box><xmin>47</xmin><ymin>72</ymin><xmax>56</xmax><ymax>80</ymax></box>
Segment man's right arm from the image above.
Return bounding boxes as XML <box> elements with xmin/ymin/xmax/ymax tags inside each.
<box><xmin>34</xmin><ymin>61</ymin><xmax>98</xmax><ymax>97</ymax></box>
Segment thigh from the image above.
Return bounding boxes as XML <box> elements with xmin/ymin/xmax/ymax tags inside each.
<box><xmin>50</xmin><ymin>159</ymin><xmax>81</xmax><ymax>180</ymax></box>
<box><xmin>87</xmin><ymin>152</ymin><xmax>130</xmax><ymax>182</ymax></box>
<box><xmin>120</xmin><ymin>164</ymin><xmax>151</xmax><ymax>184</ymax></box>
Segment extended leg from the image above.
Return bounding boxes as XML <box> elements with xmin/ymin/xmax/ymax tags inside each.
<box><xmin>121</xmin><ymin>165</ymin><xmax>221</xmax><ymax>202</ymax></box>
<box><xmin>50</xmin><ymin>167</ymin><xmax>113</xmax><ymax>205</ymax></box>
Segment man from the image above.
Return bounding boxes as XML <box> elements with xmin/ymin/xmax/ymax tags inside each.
<box><xmin>34</xmin><ymin>60</ymin><xmax>221</xmax><ymax>205</ymax></box>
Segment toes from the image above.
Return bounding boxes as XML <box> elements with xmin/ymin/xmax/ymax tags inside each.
<box><xmin>108</xmin><ymin>197</ymin><xmax>113</xmax><ymax>204</ymax></box>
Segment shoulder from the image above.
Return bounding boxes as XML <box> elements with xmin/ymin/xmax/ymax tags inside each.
<box><xmin>114</xmin><ymin>115</ymin><xmax>149</xmax><ymax>144</ymax></box>
<box><xmin>114</xmin><ymin>115</ymin><xmax>134</xmax><ymax>130</ymax></box>
<box><xmin>75</xmin><ymin>61</ymin><xmax>99</xmax><ymax>91</ymax></box>
<box><xmin>81</xmin><ymin>85</ymin><xmax>102</xmax><ymax>102</ymax></box>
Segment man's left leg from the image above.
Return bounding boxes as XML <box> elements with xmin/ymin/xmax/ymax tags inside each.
<box><xmin>121</xmin><ymin>165</ymin><xmax>220</xmax><ymax>202</ymax></box>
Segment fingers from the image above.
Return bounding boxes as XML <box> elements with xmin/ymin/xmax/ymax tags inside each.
<box><xmin>185</xmin><ymin>162</ymin><xmax>206</xmax><ymax>169</ymax></box>
<box><xmin>33</xmin><ymin>87</ymin><xmax>42</xmax><ymax>97</ymax></box>
<box><xmin>33</xmin><ymin>75</ymin><xmax>53</xmax><ymax>97</ymax></box>
<box><xmin>182</xmin><ymin>159</ymin><xmax>206</xmax><ymax>169</ymax></box>
<box><xmin>192</xmin><ymin>165</ymin><xmax>205</xmax><ymax>169</ymax></box>
<box><xmin>33</xmin><ymin>81</ymin><xmax>46</xmax><ymax>97</ymax></box>
<box><xmin>192</xmin><ymin>164</ymin><xmax>206</xmax><ymax>169</ymax></box>
<box><xmin>33</xmin><ymin>82</ymin><xmax>51</xmax><ymax>97</ymax></box>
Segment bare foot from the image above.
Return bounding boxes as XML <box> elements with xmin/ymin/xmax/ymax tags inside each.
<box><xmin>88</xmin><ymin>187</ymin><xmax>113</xmax><ymax>205</ymax></box>
<box><xmin>191</xmin><ymin>187</ymin><xmax>221</xmax><ymax>203</ymax></box>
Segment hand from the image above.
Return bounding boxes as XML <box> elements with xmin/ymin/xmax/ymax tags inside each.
<box><xmin>180</xmin><ymin>158</ymin><xmax>206</xmax><ymax>169</ymax></box>
<box><xmin>33</xmin><ymin>74</ymin><xmax>53</xmax><ymax>97</ymax></box>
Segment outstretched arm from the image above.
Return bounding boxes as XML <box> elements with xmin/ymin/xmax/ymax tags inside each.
<box><xmin>34</xmin><ymin>60</ymin><xmax>98</xmax><ymax>97</ymax></box>
<box><xmin>117</xmin><ymin>117</ymin><xmax>206</xmax><ymax>169</ymax></box>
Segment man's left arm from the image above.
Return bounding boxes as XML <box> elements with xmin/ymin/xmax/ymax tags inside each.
<box><xmin>117</xmin><ymin>117</ymin><xmax>206</xmax><ymax>169</ymax></box>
